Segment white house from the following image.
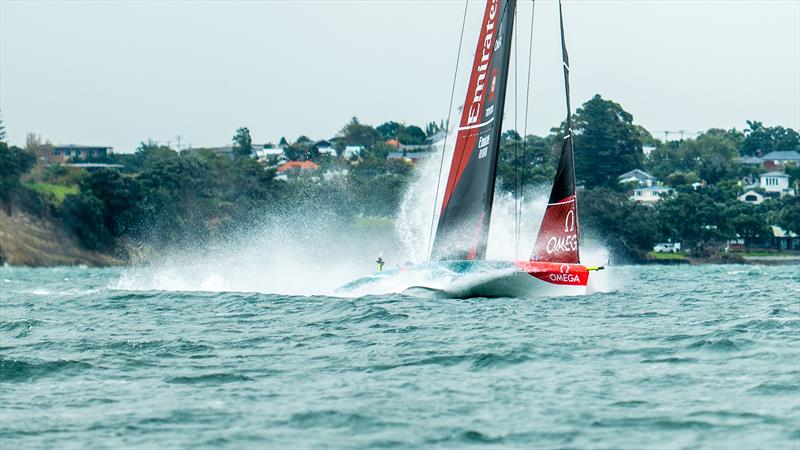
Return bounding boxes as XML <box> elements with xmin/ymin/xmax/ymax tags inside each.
<box><xmin>738</xmin><ymin>190</ymin><xmax>765</xmax><ymax>205</ymax></box>
<box><xmin>759</xmin><ymin>171</ymin><xmax>792</xmax><ymax>195</ymax></box>
<box><xmin>631</xmin><ymin>186</ymin><xmax>673</xmax><ymax>203</ymax></box>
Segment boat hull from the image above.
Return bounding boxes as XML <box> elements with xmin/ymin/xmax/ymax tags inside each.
<box><xmin>336</xmin><ymin>260</ymin><xmax>589</xmax><ymax>298</ymax></box>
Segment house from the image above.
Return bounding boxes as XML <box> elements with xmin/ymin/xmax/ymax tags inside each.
<box><xmin>630</xmin><ymin>185</ymin><xmax>673</xmax><ymax>203</ymax></box>
<box><xmin>618</xmin><ymin>169</ymin><xmax>658</xmax><ymax>187</ymax></box>
<box><xmin>738</xmin><ymin>155</ymin><xmax>763</xmax><ymax>166</ymax></box>
<box><xmin>772</xmin><ymin>225</ymin><xmax>800</xmax><ymax>251</ymax></box>
<box><xmin>275</xmin><ymin>160</ymin><xmax>319</xmax><ymax>180</ymax></box>
<box><xmin>50</xmin><ymin>145</ymin><xmax>112</xmax><ymax>163</ymax></box>
<box><xmin>760</xmin><ymin>150</ymin><xmax>800</xmax><ymax>170</ymax></box>
<box><xmin>738</xmin><ymin>190</ymin><xmax>765</xmax><ymax>205</ymax></box>
<box><xmin>388</xmin><ymin>150</ymin><xmax>435</xmax><ymax>163</ymax></box>
<box><xmin>642</xmin><ymin>145</ymin><xmax>656</xmax><ymax>157</ymax></box>
<box><xmin>342</xmin><ymin>146</ymin><xmax>363</xmax><ymax>159</ymax></box>
<box><xmin>759</xmin><ymin>171</ymin><xmax>793</xmax><ymax>196</ymax></box>
<box><xmin>314</xmin><ymin>140</ymin><xmax>337</xmax><ymax>156</ymax></box>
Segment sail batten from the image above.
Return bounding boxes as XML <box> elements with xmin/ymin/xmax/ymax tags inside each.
<box><xmin>431</xmin><ymin>0</ymin><xmax>517</xmax><ymax>261</ymax></box>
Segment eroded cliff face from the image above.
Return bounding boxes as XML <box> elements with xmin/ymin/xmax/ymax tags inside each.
<box><xmin>0</xmin><ymin>208</ymin><xmax>122</xmax><ymax>267</ymax></box>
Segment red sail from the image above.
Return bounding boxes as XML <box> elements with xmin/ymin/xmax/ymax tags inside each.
<box><xmin>531</xmin><ymin>1</ymin><xmax>580</xmax><ymax>264</ymax></box>
<box><xmin>431</xmin><ymin>0</ymin><xmax>516</xmax><ymax>261</ymax></box>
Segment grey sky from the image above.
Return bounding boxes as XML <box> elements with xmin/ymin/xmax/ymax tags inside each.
<box><xmin>1</xmin><ymin>0</ymin><xmax>798</xmax><ymax>153</ymax></box>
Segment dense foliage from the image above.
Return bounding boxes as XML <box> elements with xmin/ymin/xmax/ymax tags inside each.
<box><xmin>2</xmin><ymin>95</ymin><xmax>797</xmax><ymax>262</ymax></box>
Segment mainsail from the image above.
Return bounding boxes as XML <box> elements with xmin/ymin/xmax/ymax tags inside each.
<box><xmin>431</xmin><ymin>0</ymin><xmax>517</xmax><ymax>261</ymax></box>
<box><xmin>531</xmin><ymin>0</ymin><xmax>580</xmax><ymax>264</ymax></box>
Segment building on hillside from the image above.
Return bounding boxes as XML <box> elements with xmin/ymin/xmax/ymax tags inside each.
<box><xmin>314</xmin><ymin>140</ymin><xmax>337</xmax><ymax>156</ymax></box>
<box><xmin>385</xmin><ymin>139</ymin><xmax>401</xmax><ymax>149</ymax></box>
<box><xmin>772</xmin><ymin>225</ymin><xmax>800</xmax><ymax>251</ymax></box>
<box><xmin>618</xmin><ymin>169</ymin><xmax>673</xmax><ymax>203</ymax></box>
<box><xmin>388</xmin><ymin>150</ymin><xmax>435</xmax><ymax>164</ymax></box>
<box><xmin>642</xmin><ymin>145</ymin><xmax>656</xmax><ymax>157</ymax></box>
<box><xmin>275</xmin><ymin>160</ymin><xmax>319</xmax><ymax>181</ymax></box>
<box><xmin>618</xmin><ymin>169</ymin><xmax>658</xmax><ymax>187</ymax></box>
<box><xmin>343</xmin><ymin>146</ymin><xmax>363</xmax><ymax>159</ymax></box>
<box><xmin>759</xmin><ymin>171</ymin><xmax>793</xmax><ymax>196</ymax></box>
<box><xmin>761</xmin><ymin>150</ymin><xmax>800</xmax><ymax>170</ymax></box>
<box><xmin>50</xmin><ymin>145</ymin><xmax>112</xmax><ymax>163</ymax></box>
<box><xmin>738</xmin><ymin>190</ymin><xmax>765</xmax><ymax>205</ymax></box>
<box><xmin>739</xmin><ymin>155</ymin><xmax>764</xmax><ymax>166</ymax></box>
<box><xmin>630</xmin><ymin>186</ymin><xmax>674</xmax><ymax>203</ymax></box>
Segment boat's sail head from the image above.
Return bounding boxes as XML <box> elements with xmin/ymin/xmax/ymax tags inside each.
<box><xmin>431</xmin><ymin>0</ymin><xmax>516</xmax><ymax>261</ymax></box>
<box><xmin>531</xmin><ymin>0</ymin><xmax>580</xmax><ymax>265</ymax></box>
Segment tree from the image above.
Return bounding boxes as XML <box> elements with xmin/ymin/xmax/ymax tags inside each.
<box><xmin>0</xmin><ymin>142</ymin><xmax>36</xmax><ymax>203</ymax></box>
<box><xmin>656</xmin><ymin>188</ymin><xmax>734</xmax><ymax>255</ymax></box>
<box><xmin>424</xmin><ymin>120</ymin><xmax>443</xmax><ymax>137</ymax></box>
<box><xmin>340</xmin><ymin>117</ymin><xmax>380</xmax><ymax>147</ymax></box>
<box><xmin>233</xmin><ymin>127</ymin><xmax>253</xmax><ymax>157</ymax></box>
<box><xmin>377</xmin><ymin>121</ymin><xmax>403</xmax><ymax>140</ymax></box>
<box><xmin>0</xmin><ymin>110</ymin><xmax>6</xmax><ymax>142</ymax></box>
<box><xmin>769</xmin><ymin>196</ymin><xmax>800</xmax><ymax>236</ymax></box>
<box><xmin>570</xmin><ymin>94</ymin><xmax>644</xmax><ymax>188</ymax></box>
<box><xmin>497</xmin><ymin>134</ymin><xmax>556</xmax><ymax>192</ymax></box>
<box><xmin>741</xmin><ymin>121</ymin><xmax>800</xmax><ymax>156</ymax></box>
<box><xmin>579</xmin><ymin>188</ymin><xmax>661</xmax><ymax>261</ymax></box>
<box><xmin>728</xmin><ymin>202</ymin><xmax>769</xmax><ymax>251</ymax></box>
<box><xmin>679</xmin><ymin>129</ymin><xmax>741</xmax><ymax>185</ymax></box>
<box><xmin>397</xmin><ymin>125</ymin><xmax>426</xmax><ymax>145</ymax></box>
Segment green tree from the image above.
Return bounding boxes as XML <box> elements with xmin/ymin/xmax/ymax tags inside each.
<box><xmin>579</xmin><ymin>188</ymin><xmax>661</xmax><ymax>260</ymax></box>
<box><xmin>728</xmin><ymin>202</ymin><xmax>769</xmax><ymax>251</ymax></box>
<box><xmin>233</xmin><ymin>127</ymin><xmax>253</xmax><ymax>157</ymax></box>
<box><xmin>656</xmin><ymin>188</ymin><xmax>734</xmax><ymax>255</ymax></box>
<box><xmin>570</xmin><ymin>94</ymin><xmax>644</xmax><ymax>188</ymax></box>
<box><xmin>769</xmin><ymin>196</ymin><xmax>800</xmax><ymax>236</ymax></box>
<box><xmin>741</xmin><ymin>121</ymin><xmax>800</xmax><ymax>156</ymax></box>
<box><xmin>0</xmin><ymin>142</ymin><xmax>36</xmax><ymax>203</ymax></box>
<box><xmin>424</xmin><ymin>120</ymin><xmax>443</xmax><ymax>137</ymax></box>
<box><xmin>0</xmin><ymin>111</ymin><xmax>6</xmax><ymax>142</ymax></box>
<box><xmin>397</xmin><ymin>125</ymin><xmax>426</xmax><ymax>145</ymax></box>
<box><xmin>340</xmin><ymin>117</ymin><xmax>380</xmax><ymax>147</ymax></box>
<box><xmin>377</xmin><ymin>121</ymin><xmax>403</xmax><ymax>140</ymax></box>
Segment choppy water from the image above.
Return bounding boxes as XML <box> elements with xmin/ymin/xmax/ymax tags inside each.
<box><xmin>1</xmin><ymin>265</ymin><xmax>799</xmax><ymax>449</ymax></box>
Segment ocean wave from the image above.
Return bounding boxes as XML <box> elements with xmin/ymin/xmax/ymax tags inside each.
<box><xmin>0</xmin><ymin>358</ymin><xmax>91</xmax><ymax>382</ymax></box>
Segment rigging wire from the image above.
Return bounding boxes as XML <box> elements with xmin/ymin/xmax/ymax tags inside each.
<box><xmin>513</xmin><ymin>5</ymin><xmax>520</xmax><ymax>259</ymax></box>
<box><xmin>519</xmin><ymin>0</ymin><xmax>536</xmax><ymax>257</ymax></box>
<box><xmin>427</xmin><ymin>0</ymin><xmax>470</xmax><ymax>259</ymax></box>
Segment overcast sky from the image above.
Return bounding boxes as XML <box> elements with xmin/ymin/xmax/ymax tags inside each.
<box><xmin>1</xmin><ymin>0</ymin><xmax>798</xmax><ymax>152</ymax></box>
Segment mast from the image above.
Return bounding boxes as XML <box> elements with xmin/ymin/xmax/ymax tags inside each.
<box><xmin>531</xmin><ymin>0</ymin><xmax>580</xmax><ymax>264</ymax></box>
<box><xmin>431</xmin><ymin>0</ymin><xmax>517</xmax><ymax>261</ymax></box>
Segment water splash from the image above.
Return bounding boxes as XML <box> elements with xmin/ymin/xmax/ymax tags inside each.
<box><xmin>116</xmin><ymin>133</ymin><xmax>615</xmax><ymax>296</ymax></box>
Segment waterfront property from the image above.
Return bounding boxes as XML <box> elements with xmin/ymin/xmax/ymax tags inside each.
<box><xmin>50</xmin><ymin>145</ymin><xmax>112</xmax><ymax>163</ymax></box>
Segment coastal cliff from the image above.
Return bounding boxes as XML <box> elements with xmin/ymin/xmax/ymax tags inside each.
<box><xmin>0</xmin><ymin>208</ymin><xmax>121</xmax><ymax>267</ymax></box>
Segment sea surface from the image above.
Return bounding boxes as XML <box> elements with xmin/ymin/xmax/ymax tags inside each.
<box><xmin>1</xmin><ymin>265</ymin><xmax>798</xmax><ymax>449</ymax></box>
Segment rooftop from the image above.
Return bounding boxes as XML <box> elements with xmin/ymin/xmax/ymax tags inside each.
<box><xmin>618</xmin><ymin>169</ymin><xmax>657</xmax><ymax>181</ymax></box>
<box><xmin>761</xmin><ymin>171</ymin><xmax>789</xmax><ymax>177</ymax></box>
<box><xmin>276</xmin><ymin>161</ymin><xmax>319</xmax><ymax>173</ymax></box>
<box><xmin>761</xmin><ymin>150</ymin><xmax>800</xmax><ymax>161</ymax></box>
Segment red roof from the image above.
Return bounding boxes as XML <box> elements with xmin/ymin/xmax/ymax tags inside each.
<box><xmin>386</xmin><ymin>139</ymin><xmax>401</xmax><ymax>148</ymax></box>
<box><xmin>277</xmin><ymin>161</ymin><xmax>319</xmax><ymax>173</ymax></box>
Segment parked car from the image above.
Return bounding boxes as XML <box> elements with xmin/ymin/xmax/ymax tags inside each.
<box><xmin>653</xmin><ymin>243</ymin><xmax>681</xmax><ymax>253</ymax></box>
